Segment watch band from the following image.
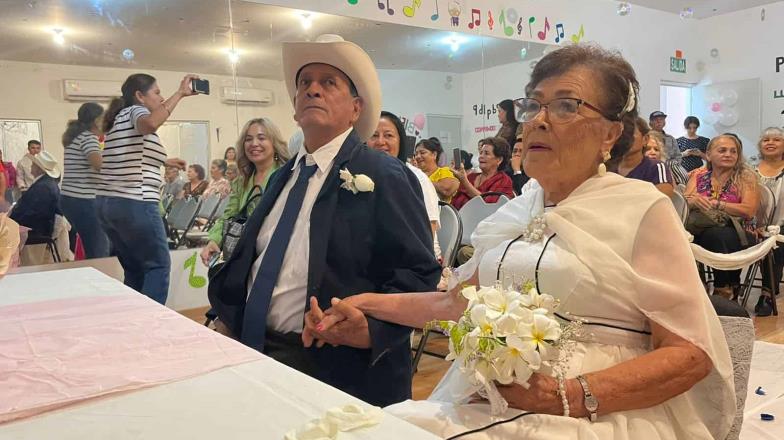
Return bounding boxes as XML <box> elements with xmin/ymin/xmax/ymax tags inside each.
<box><xmin>576</xmin><ymin>375</ymin><xmax>599</xmax><ymax>422</ymax></box>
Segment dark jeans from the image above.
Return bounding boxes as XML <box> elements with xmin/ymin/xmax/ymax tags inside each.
<box><xmin>61</xmin><ymin>195</ymin><xmax>110</xmax><ymax>259</ymax></box>
<box><xmin>263</xmin><ymin>330</ymin><xmax>316</xmax><ymax>377</ymax></box>
<box><xmin>762</xmin><ymin>246</ymin><xmax>784</xmax><ymax>294</ymax></box>
<box><xmin>97</xmin><ymin>196</ymin><xmax>171</xmax><ymax>304</ymax></box>
<box><xmin>693</xmin><ymin>226</ymin><xmax>751</xmax><ymax>287</ymax></box>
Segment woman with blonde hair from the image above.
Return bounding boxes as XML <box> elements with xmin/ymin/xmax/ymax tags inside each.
<box><xmin>685</xmin><ymin>133</ymin><xmax>759</xmax><ymax>299</ymax></box>
<box><xmin>754</xmin><ymin>126</ymin><xmax>784</xmax><ymax>315</ymax></box>
<box><xmin>201</xmin><ymin>117</ymin><xmax>290</xmax><ymax>265</ymax></box>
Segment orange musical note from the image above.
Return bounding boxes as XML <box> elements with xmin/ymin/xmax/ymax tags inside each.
<box><xmin>555</xmin><ymin>23</ymin><xmax>565</xmax><ymax>43</ymax></box>
<box><xmin>570</xmin><ymin>24</ymin><xmax>585</xmax><ymax>43</ymax></box>
<box><xmin>499</xmin><ymin>9</ymin><xmax>514</xmax><ymax>36</ymax></box>
<box><xmin>468</xmin><ymin>8</ymin><xmax>481</xmax><ymax>29</ymax></box>
<box><xmin>537</xmin><ymin>17</ymin><xmax>550</xmax><ymax>40</ymax></box>
<box><xmin>488</xmin><ymin>10</ymin><xmax>494</xmax><ymax>31</ymax></box>
<box><xmin>527</xmin><ymin>16</ymin><xmax>536</xmax><ymax>38</ymax></box>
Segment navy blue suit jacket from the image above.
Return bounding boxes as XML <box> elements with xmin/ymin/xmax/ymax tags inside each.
<box><xmin>10</xmin><ymin>175</ymin><xmax>62</xmax><ymax>237</ymax></box>
<box><xmin>208</xmin><ymin>129</ymin><xmax>441</xmax><ymax>406</ymax></box>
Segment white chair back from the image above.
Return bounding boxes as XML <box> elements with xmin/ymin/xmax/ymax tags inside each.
<box><xmin>436</xmin><ymin>203</ymin><xmax>462</xmax><ymax>267</ymax></box>
<box><xmin>757</xmin><ymin>184</ymin><xmax>776</xmax><ymax>227</ymax></box>
<box><xmin>670</xmin><ymin>191</ymin><xmax>689</xmax><ymax>225</ymax></box>
<box><xmin>458</xmin><ymin>194</ymin><xmax>510</xmax><ymax>246</ymax></box>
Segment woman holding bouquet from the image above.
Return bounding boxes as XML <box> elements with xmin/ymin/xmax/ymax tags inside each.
<box><xmin>303</xmin><ymin>44</ymin><xmax>734</xmax><ymax>440</ymax></box>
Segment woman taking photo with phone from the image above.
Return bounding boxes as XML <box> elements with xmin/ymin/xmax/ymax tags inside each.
<box><xmin>97</xmin><ymin>73</ymin><xmax>201</xmax><ymax>304</ymax></box>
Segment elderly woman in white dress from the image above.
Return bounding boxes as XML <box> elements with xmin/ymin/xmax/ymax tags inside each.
<box><xmin>303</xmin><ymin>44</ymin><xmax>734</xmax><ymax>440</ymax></box>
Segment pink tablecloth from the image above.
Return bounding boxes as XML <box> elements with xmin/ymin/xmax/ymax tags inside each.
<box><xmin>0</xmin><ymin>294</ymin><xmax>261</xmax><ymax>424</ymax></box>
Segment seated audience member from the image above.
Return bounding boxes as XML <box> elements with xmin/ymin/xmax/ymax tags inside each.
<box><xmin>685</xmin><ymin>134</ymin><xmax>759</xmax><ymax>299</ymax></box>
<box><xmin>181</xmin><ymin>164</ymin><xmax>208</xmax><ymax>198</ymax></box>
<box><xmin>505</xmin><ymin>124</ymin><xmax>529</xmax><ymax>195</ymax></box>
<box><xmin>754</xmin><ymin>126</ymin><xmax>784</xmax><ymax>316</ymax></box>
<box><xmin>15</xmin><ymin>139</ymin><xmax>42</xmax><ymax>193</ymax></box>
<box><xmin>203</xmin><ymin>159</ymin><xmax>231</xmax><ymax>198</ymax></box>
<box><xmin>223</xmin><ymin>146</ymin><xmax>237</xmax><ymax>166</ymax></box>
<box><xmin>200</xmin><ymin>117</ymin><xmax>290</xmax><ymax>265</ymax></box>
<box><xmin>643</xmin><ymin>131</ymin><xmax>667</xmax><ymax>161</ymax></box>
<box><xmin>414</xmin><ymin>137</ymin><xmax>459</xmax><ymax>202</ymax></box>
<box><xmin>225</xmin><ymin>163</ymin><xmax>239</xmax><ymax>183</ymax></box>
<box><xmin>495</xmin><ymin>99</ymin><xmax>519</xmax><ymax>149</ymax></box>
<box><xmin>0</xmin><ymin>150</ymin><xmax>16</xmax><ymax>204</ymax></box>
<box><xmin>618</xmin><ymin>117</ymin><xmax>674</xmax><ymax>196</ymax></box>
<box><xmin>450</xmin><ymin>137</ymin><xmax>514</xmax><ymax>210</ymax></box>
<box><xmin>677</xmin><ymin>116</ymin><xmax>709</xmax><ymax>172</ymax></box>
<box><xmin>9</xmin><ymin>152</ymin><xmax>63</xmax><ymax>238</ymax></box>
<box><xmin>162</xmin><ymin>165</ymin><xmax>185</xmax><ymax>199</ymax></box>
<box><xmin>367</xmin><ymin>111</ymin><xmax>441</xmax><ymax>258</ymax></box>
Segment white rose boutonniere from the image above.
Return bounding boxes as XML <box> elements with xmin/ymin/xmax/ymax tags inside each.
<box><xmin>339</xmin><ymin>168</ymin><xmax>375</xmax><ymax>194</ymax></box>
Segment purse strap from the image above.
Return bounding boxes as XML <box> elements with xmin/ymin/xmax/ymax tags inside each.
<box><xmin>237</xmin><ymin>184</ymin><xmax>262</xmax><ymax>218</ymax></box>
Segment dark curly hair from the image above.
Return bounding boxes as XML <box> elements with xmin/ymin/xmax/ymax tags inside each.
<box><xmin>525</xmin><ymin>44</ymin><xmax>640</xmax><ymax>172</ymax></box>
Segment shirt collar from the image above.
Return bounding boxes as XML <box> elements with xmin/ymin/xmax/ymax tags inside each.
<box><xmin>293</xmin><ymin>127</ymin><xmax>353</xmax><ymax>173</ymax></box>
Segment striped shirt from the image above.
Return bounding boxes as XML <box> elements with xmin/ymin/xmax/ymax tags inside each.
<box><xmin>61</xmin><ymin>130</ymin><xmax>101</xmax><ymax>199</ymax></box>
<box><xmin>98</xmin><ymin>106</ymin><xmax>167</xmax><ymax>202</ymax></box>
<box><xmin>626</xmin><ymin>157</ymin><xmax>672</xmax><ymax>186</ymax></box>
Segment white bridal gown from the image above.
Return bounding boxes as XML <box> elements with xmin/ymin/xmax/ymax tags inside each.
<box><xmin>387</xmin><ymin>175</ymin><xmax>736</xmax><ymax>440</ymax></box>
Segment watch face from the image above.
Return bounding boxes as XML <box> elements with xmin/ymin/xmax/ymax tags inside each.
<box><xmin>585</xmin><ymin>395</ymin><xmax>599</xmax><ymax>410</ymax></box>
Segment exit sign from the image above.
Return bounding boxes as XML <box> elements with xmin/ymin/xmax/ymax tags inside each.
<box><xmin>670</xmin><ymin>50</ymin><xmax>686</xmax><ymax>73</ymax></box>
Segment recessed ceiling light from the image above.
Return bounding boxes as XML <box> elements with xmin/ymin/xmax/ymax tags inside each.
<box><xmin>51</xmin><ymin>28</ymin><xmax>65</xmax><ymax>45</ymax></box>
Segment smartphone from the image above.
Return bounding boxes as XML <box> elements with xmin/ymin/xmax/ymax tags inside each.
<box><xmin>191</xmin><ymin>78</ymin><xmax>210</xmax><ymax>95</ymax></box>
<box><xmin>453</xmin><ymin>148</ymin><xmax>462</xmax><ymax>169</ymax></box>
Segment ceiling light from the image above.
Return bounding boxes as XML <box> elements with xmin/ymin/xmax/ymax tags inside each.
<box><xmin>227</xmin><ymin>49</ymin><xmax>240</xmax><ymax>65</ymax></box>
<box><xmin>52</xmin><ymin>28</ymin><xmax>65</xmax><ymax>45</ymax></box>
<box><xmin>300</xmin><ymin>13</ymin><xmax>313</xmax><ymax>30</ymax></box>
<box><xmin>441</xmin><ymin>33</ymin><xmax>468</xmax><ymax>53</ymax></box>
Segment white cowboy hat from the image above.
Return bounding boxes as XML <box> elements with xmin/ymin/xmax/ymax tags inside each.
<box><xmin>282</xmin><ymin>34</ymin><xmax>382</xmax><ymax>142</ymax></box>
<box><xmin>31</xmin><ymin>151</ymin><xmax>61</xmax><ymax>179</ymax></box>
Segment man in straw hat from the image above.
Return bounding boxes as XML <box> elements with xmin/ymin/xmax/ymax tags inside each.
<box><xmin>9</xmin><ymin>151</ymin><xmax>63</xmax><ymax>239</ymax></box>
<box><xmin>208</xmin><ymin>35</ymin><xmax>440</xmax><ymax>406</ymax></box>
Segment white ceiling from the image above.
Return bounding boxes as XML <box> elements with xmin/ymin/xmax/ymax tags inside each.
<box><xmin>0</xmin><ymin>0</ymin><xmax>545</xmax><ymax>80</ymax></box>
<box><xmin>627</xmin><ymin>0</ymin><xmax>778</xmax><ymax>19</ymax></box>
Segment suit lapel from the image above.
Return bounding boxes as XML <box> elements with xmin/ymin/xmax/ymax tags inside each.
<box><xmin>307</xmin><ymin>130</ymin><xmax>362</xmax><ymax>298</ymax></box>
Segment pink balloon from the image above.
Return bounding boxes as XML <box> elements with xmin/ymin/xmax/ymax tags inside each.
<box><xmin>711</xmin><ymin>102</ymin><xmax>722</xmax><ymax>112</ymax></box>
<box><xmin>413</xmin><ymin>113</ymin><xmax>426</xmax><ymax>130</ymax></box>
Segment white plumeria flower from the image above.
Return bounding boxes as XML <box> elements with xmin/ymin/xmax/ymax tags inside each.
<box><xmin>492</xmin><ymin>337</ymin><xmax>541</xmax><ymax>385</ymax></box>
<box><xmin>516</xmin><ymin>314</ymin><xmax>562</xmax><ymax>359</ymax></box>
<box><xmin>520</xmin><ymin>287</ymin><xmax>556</xmax><ymax>314</ymax></box>
<box><xmin>470</xmin><ymin>303</ymin><xmax>502</xmax><ymax>329</ymax></box>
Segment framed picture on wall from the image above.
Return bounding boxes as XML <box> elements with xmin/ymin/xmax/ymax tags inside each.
<box><xmin>0</xmin><ymin>119</ymin><xmax>43</xmax><ymax>165</ymax></box>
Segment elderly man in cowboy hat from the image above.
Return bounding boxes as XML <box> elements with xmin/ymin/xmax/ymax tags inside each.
<box><xmin>10</xmin><ymin>151</ymin><xmax>63</xmax><ymax>239</ymax></box>
<box><xmin>208</xmin><ymin>35</ymin><xmax>440</xmax><ymax>406</ymax></box>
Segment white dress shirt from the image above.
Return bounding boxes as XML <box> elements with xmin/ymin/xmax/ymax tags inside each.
<box><xmin>16</xmin><ymin>154</ymin><xmax>35</xmax><ymax>192</ymax></box>
<box><xmin>406</xmin><ymin>162</ymin><xmax>441</xmax><ymax>258</ymax></box>
<box><xmin>247</xmin><ymin>127</ymin><xmax>352</xmax><ymax>334</ymax></box>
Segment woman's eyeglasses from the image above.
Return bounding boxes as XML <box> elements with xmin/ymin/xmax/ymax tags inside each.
<box><xmin>513</xmin><ymin>97</ymin><xmax>617</xmax><ymax>124</ymax></box>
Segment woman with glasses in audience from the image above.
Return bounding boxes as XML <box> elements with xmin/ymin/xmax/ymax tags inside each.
<box><xmin>414</xmin><ymin>137</ymin><xmax>459</xmax><ymax>203</ymax></box>
<box><xmin>685</xmin><ymin>134</ymin><xmax>759</xmax><ymax>300</ymax></box>
<box><xmin>450</xmin><ymin>137</ymin><xmax>514</xmax><ymax>210</ymax></box>
<box><xmin>200</xmin><ymin>118</ymin><xmax>290</xmax><ymax>265</ymax></box>
<box><xmin>618</xmin><ymin>117</ymin><xmax>674</xmax><ymax>196</ymax></box>
<box><xmin>203</xmin><ymin>159</ymin><xmax>231</xmax><ymax>199</ymax></box>
<box><xmin>60</xmin><ymin>102</ymin><xmax>111</xmax><ymax>258</ymax></box>
<box><xmin>305</xmin><ymin>44</ymin><xmax>734</xmax><ymax>440</ymax></box>
<box><xmin>754</xmin><ymin>127</ymin><xmax>784</xmax><ymax>316</ymax></box>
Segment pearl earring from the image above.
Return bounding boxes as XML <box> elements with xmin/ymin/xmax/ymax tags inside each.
<box><xmin>598</xmin><ymin>151</ymin><xmax>611</xmax><ymax>176</ymax></box>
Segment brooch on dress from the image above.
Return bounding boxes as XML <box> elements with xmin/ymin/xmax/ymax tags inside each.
<box><xmin>521</xmin><ymin>215</ymin><xmax>547</xmax><ymax>242</ymax></box>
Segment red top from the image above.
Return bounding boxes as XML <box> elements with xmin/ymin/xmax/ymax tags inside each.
<box><xmin>451</xmin><ymin>171</ymin><xmax>514</xmax><ymax>210</ymax></box>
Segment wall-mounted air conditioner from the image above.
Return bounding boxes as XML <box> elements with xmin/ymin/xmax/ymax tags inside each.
<box><xmin>63</xmin><ymin>79</ymin><xmax>122</xmax><ymax>101</ymax></box>
<box><xmin>221</xmin><ymin>86</ymin><xmax>273</xmax><ymax>105</ymax></box>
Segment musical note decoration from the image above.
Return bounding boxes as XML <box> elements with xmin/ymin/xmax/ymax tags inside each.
<box><xmin>571</xmin><ymin>24</ymin><xmax>585</xmax><ymax>43</ymax></box>
<box><xmin>468</xmin><ymin>8</ymin><xmax>481</xmax><ymax>29</ymax></box>
<box><xmin>517</xmin><ymin>17</ymin><xmax>523</xmax><ymax>35</ymax></box>
<box><xmin>499</xmin><ymin>9</ymin><xmax>514</xmax><ymax>37</ymax></box>
<box><xmin>184</xmin><ymin>253</ymin><xmax>207</xmax><ymax>288</ymax></box>
<box><xmin>448</xmin><ymin>0</ymin><xmax>461</xmax><ymax>26</ymax></box>
<box><xmin>378</xmin><ymin>0</ymin><xmax>395</xmax><ymax>15</ymax></box>
<box><xmin>537</xmin><ymin>17</ymin><xmax>550</xmax><ymax>40</ymax></box>
<box><xmin>555</xmin><ymin>23</ymin><xmax>565</xmax><ymax>43</ymax></box>
<box><xmin>431</xmin><ymin>0</ymin><xmax>439</xmax><ymax>21</ymax></box>
<box><xmin>403</xmin><ymin>0</ymin><xmax>421</xmax><ymax>17</ymax></box>
<box><xmin>488</xmin><ymin>10</ymin><xmax>495</xmax><ymax>30</ymax></box>
<box><xmin>348</xmin><ymin>0</ymin><xmax>358</xmax><ymax>4</ymax></box>
<box><xmin>527</xmin><ymin>16</ymin><xmax>536</xmax><ymax>38</ymax></box>
<box><xmin>506</xmin><ymin>8</ymin><xmax>519</xmax><ymax>24</ymax></box>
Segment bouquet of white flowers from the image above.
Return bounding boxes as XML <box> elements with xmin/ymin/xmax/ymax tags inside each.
<box><xmin>430</xmin><ymin>281</ymin><xmax>582</xmax><ymax>415</ymax></box>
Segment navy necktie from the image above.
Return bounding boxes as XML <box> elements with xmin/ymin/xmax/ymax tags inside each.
<box><xmin>241</xmin><ymin>158</ymin><xmax>318</xmax><ymax>350</ymax></box>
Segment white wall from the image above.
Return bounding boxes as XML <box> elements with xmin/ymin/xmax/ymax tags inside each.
<box><xmin>695</xmin><ymin>3</ymin><xmax>784</xmax><ymax>134</ymax></box>
<box><xmin>0</xmin><ymin>59</ymin><xmax>296</xmax><ymax>166</ymax></box>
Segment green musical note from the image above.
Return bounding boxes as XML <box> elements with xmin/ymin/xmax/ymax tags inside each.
<box><xmin>348</xmin><ymin>0</ymin><xmax>358</xmax><ymax>4</ymax></box>
<box><xmin>571</xmin><ymin>24</ymin><xmax>585</xmax><ymax>43</ymax></box>
<box><xmin>184</xmin><ymin>252</ymin><xmax>207</xmax><ymax>288</ymax></box>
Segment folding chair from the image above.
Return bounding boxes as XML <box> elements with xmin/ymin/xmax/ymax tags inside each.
<box><xmin>458</xmin><ymin>192</ymin><xmax>510</xmax><ymax>246</ymax></box>
<box><xmin>184</xmin><ymin>194</ymin><xmax>223</xmax><ymax>245</ymax></box>
<box><xmin>670</xmin><ymin>191</ymin><xmax>689</xmax><ymax>225</ymax></box>
<box><xmin>204</xmin><ymin>196</ymin><xmax>230</xmax><ymax>231</ymax></box>
<box><xmin>436</xmin><ymin>202</ymin><xmax>462</xmax><ymax>268</ymax></box>
<box><xmin>739</xmin><ymin>185</ymin><xmax>778</xmax><ymax>315</ymax></box>
<box><xmin>167</xmin><ymin>197</ymin><xmax>201</xmax><ymax>249</ymax></box>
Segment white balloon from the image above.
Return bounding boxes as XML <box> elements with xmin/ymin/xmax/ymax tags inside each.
<box><xmin>720</xmin><ymin>89</ymin><xmax>738</xmax><ymax>106</ymax></box>
<box><xmin>703</xmin><ymin>112</ymin><xmax>719</xmax><ymax>125</ymax></box>
<box><xmin>704</xmin><ymin>89</ymin><xmax>720</xmax><ymax>105</ymax></box>
<box><xmin>719</xmin><ymin>108</ymin><xmax>739</xmax><ymax>127</ymax></box>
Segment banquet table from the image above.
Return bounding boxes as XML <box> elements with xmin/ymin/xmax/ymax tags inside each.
<box><xmin>740</xmin><ymin>341</ymin><xmax>784</xmax><ymax>440</ymax></box>
<box><xmin>0</xmin><ymin>268</ymin><xmax>440</xmax><ymax>440</ymax></box>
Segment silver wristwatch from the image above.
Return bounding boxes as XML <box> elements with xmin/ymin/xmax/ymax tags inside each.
<box><xmin>576</xmin><ymin>375</ymin><xmax>598</xmax><ymax>422</ymax></box>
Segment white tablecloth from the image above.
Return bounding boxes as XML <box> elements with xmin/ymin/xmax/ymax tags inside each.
<box><xmin>0</xmin><ymin>268</ymin><xmax>440</xmax><ymax>440</ymax></box>
<box><xmin>740</xmin><ymin>341</ymin><xmax>784</xmax><ymax>440</ymax></box>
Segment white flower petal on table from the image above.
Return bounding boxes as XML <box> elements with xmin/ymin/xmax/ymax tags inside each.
<box><xmin>284</xmin><ymin>418</ymin><xmax>338</xmax><ymax>440</ymax></box>
<box><xmin>324</xmin><ymin>404</ymin><xmax>384</xmax><ymax>432</ymax></box>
